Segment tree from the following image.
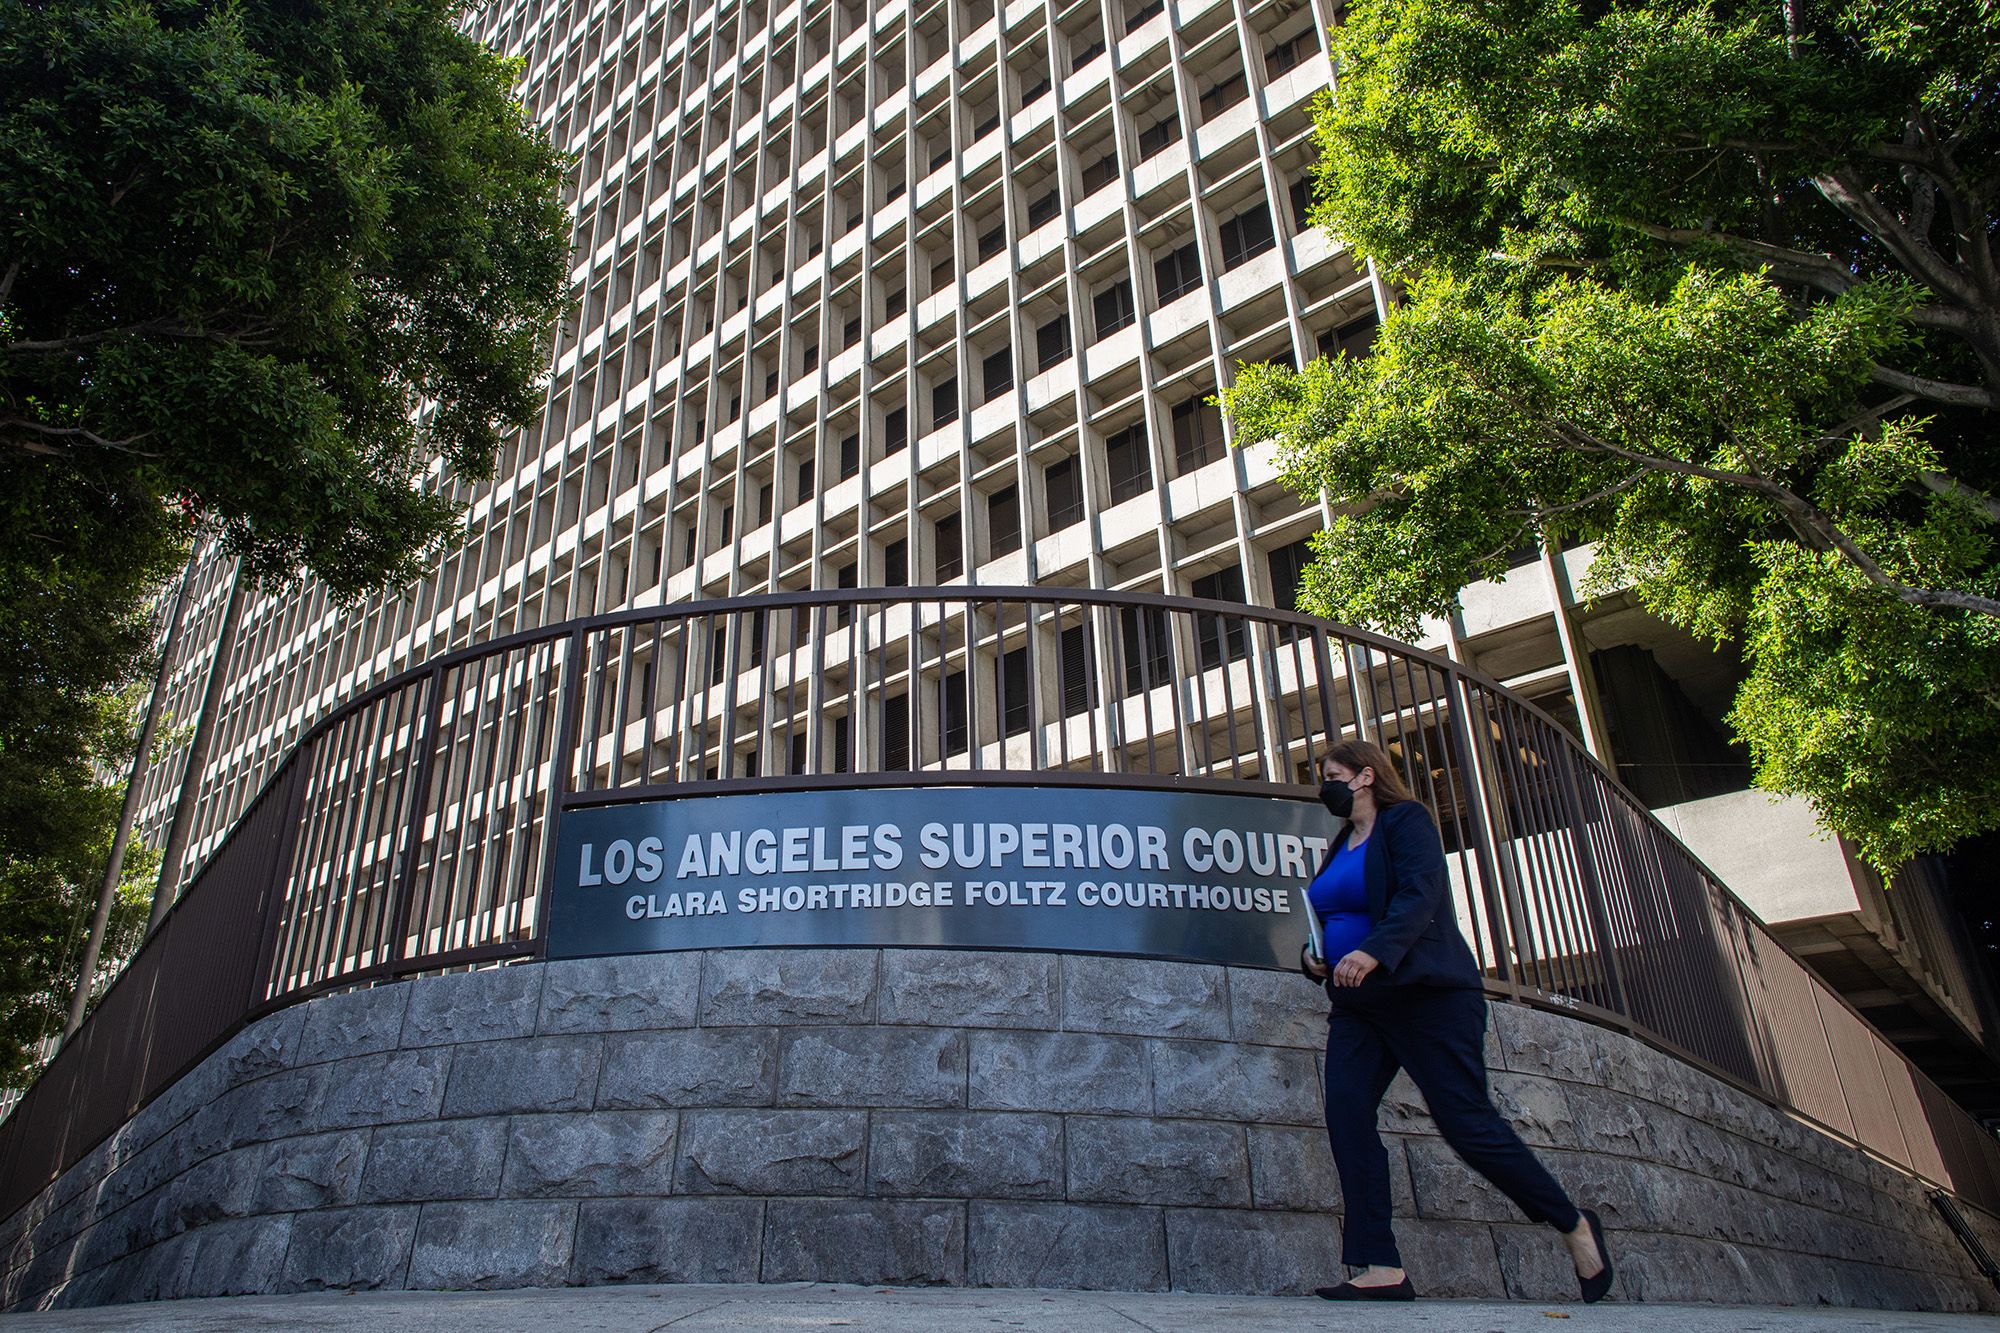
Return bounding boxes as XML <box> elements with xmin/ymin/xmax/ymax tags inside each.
<box><xmin>1224</xmin><ymin>0</ymin><xmax>2000</xmax><ymax>870</ymax></box>
<box><xmin>0</xmin><ymin>0</ymin><xmax>571</xmax><ymax>1073</ymax></box>
<box><xmin>2</xmin><ymin>0</ymin><xmax>571</xmax><ymax>594</ymax></box>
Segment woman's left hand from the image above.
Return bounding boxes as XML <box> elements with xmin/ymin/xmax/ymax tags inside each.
<box><xmin>1332</xmin><ymin>949</ymin><xmax>1379</xmax><ymax>988</ymax></box>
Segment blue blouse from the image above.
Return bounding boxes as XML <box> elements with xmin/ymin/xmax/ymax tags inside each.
<box><xmin>1308</xmin><ymin>836</ymin><xmax>1372</xmax><ymax>961</ymax></box>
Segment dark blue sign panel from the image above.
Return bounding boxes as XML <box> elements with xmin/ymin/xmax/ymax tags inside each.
<box><xmin>549</xmin><ymin>786</ymin><xmax>1335</xmax><ymax>970</ymax></box>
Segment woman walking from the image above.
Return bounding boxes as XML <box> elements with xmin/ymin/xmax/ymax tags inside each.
<box><xmin>1302</xmin><ymin>739</ymin><xmax>1613</xmax><ymax>1302</ymax></box>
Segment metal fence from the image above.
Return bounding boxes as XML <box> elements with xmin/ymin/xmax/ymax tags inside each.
<box><xmin>4</xmin><ymin>587</ymin><xmax>1997</xmax><ymax>1220</ymax></box>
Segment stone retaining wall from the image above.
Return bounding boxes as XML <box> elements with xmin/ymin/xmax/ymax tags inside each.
<box><xmin>4</xmin><ymin>948</ymin><xmax>1997</xmax><ymax>1311</ymax></box>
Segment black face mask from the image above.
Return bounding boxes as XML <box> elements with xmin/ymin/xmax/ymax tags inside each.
<box><xmin>1319</xmin><ymin>779</ymin><xmax>1354</xmax><ymax>819</ymax></box>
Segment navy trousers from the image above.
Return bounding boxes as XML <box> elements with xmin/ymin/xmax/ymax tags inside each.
<box><xmin>1322</xmin><ymin>984</ymin><xmax>1580</xmax><ymax>1267</ymax></box>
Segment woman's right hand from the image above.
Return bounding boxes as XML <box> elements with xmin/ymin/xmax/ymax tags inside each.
<box><xmin>1301</xmin><ymin>946</ymin><xmax>1330</xmax><ymax>980</ymax></box>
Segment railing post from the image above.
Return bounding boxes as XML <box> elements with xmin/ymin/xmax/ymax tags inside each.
<box><xmin>1550</xmin><ymin>744</ymin><xmax>1633</xmax><ymax>1024</ymax></box>
<box><xmin>1444</xmin><ymin>674</ymin><xmax>1517</xmax><ymax>987</ymax></box>
<box><xmin>385</xmin><ymin>667</ymin><xmax>447</xmax><ymax>967</ymax></box>
<box><xmin>536</xmin><ymin>629</ymin><xmax>588</xmax><ymax>948</ymax></box>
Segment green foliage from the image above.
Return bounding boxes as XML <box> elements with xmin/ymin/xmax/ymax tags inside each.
<box><xmin>1</xmin><ymin>0</ymin><xmax>571</xmax><ymax>595</ymax></box>
<box><xmin>0</xmin><ymin>0</ymin><xmax>571</xmax><ymax>1081</ymax></box>
<box><xmin>1227</xmin><ymin>0</ymin><xmax>2000</xmax><ymax>868</ymax></box>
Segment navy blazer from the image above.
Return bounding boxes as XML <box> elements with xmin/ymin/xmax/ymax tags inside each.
<box><xmin>1308</xmin><ymin>801</ymin><xmax>1482</xmax><ymax>991</ymax></box>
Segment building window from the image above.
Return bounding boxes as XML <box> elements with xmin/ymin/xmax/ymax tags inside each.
<box><xmin>1172</xmin><ymin>396</ymin><xmax>1225</xmax><ymax>472</ymax></box>
<box><xmin>1267</xmin><ymin>536</ymin><xmax>1315</xmax><ymax>639</ymax></box>
<box><xmin>886</xmin><ymin>286</ymin><xmax>907</xmax><ymax>317</ymax></box>
<box><xmin>831</xmin><ymin>713</ymin><xmax>851</xmax><ymax>773</ymax></box>
<box><xmin>941</xmin><ymin>668</ymin><xmax>969</xmax><ymax>754</ymax></box>
<box><xmin>1105</xmin><ymin>423</ymin><xmax>1152</xmax><ymax>503</ymax></box>
<box><xmin>999</xmin><ymin>646</ymin><xmax>1031</xmax><ymax>736</ymax></box>
<box><xmin>1155</xmin><ymin>240</ymin><xmax>1202</xmax><ymax>302</ymax></box>
<box><xmin>882</xmin><ymin>693</ymin><xmax>911</xmax><ymax>770</ymax></box>
<box><xmin>978</xmin><ymin>224</ymin><xmax>1006</xmax><ymax>261</ymax></box>
<box><xmin>1081</xmin><ymin>150</ymin><xmax>1119</xmax><ymax>194</ymax></box>
<box><xmin>1027</xmin><ymin>188</ymin><xmax>1060</xmax><ymax>228</ymax></box>
<box><xmin>1060</xmin><ymin>623</ymin><xmax>1096</xmax><ymax>717</ymax></box>
<box><xmin>884</xmin><ymin>406</ymin><xmax>908</xmax><ymax>454</ymax></box>
<box><xmin>884</xmin><ymin>537</ymin><xmax>908</xmax><ymax>587</ymax></box>
<box><xmin>936</xmin><ymin>511</ymin><xmax>964</xmax><ymax>580</ymax></box>
<box><xmin>1136</xmin><ymin>113</ymin><xmax>1180</xmax><ymax>160</ymax></box>
<box><xmin>1320</xmin><ymin>315</ymin><xmax>1379</xmax><ymax>360</ymax></box>
<box><xmin>1198</xmin><ymin>71</ymin><xmax>1248</xmax><ymax>121</ymax></box>
<box><xmin>1036</xmin><ymin>314</ymin><xmax>1072</xmax><ymax>371</ymax></box>
<box><xmin>933</xmin><ymin>376</ymin><xmax>958</xmax><ymax>427</ymax></box>
<box><xmin>835</xmin><ymin>560</ymin><xmax>858</xmax><ymax>627</ymax></box>
<box><xmin>1289</xmin><ymin>176</ymin><xmax>1314</xmax><ymax>231</ymax></box>
<box><xmin>710</xmin><ymin>625</ymin><xmax>729</xmax><ymax>684</ymax></box>
<box><xmin>1022</xmin><ymin>74</ymin><xmax>1052</xmax><ymax>104</ymax></box>
<box><xmin>790</xmin><ymin>731</ymin><xmax>808</xmax><ymax>775</ymax></box>
<box><xmin>1045</xmin><ymin>455</ymin><xmax>1084</xmax><ymax>530</ymax></box>
<box><xmin>1219</xmin><ymin>203</ymin><xmax>1276</xmax><ymax>267</ymax></box>
<box><xmin>1266</xmin><ymin>30</ymin><xmax>1315</xmax><ymax>77</ymax></box>
<box><xmin>839</xmin><ymin>432</ymin><xmax>860</xmax><ymax>479</ymax></box>
<box><xmin>797</xmin><ymin>458</ymin><xmax>815</xmax><ymax>504</ymax></box>
<box><xmin>757</xmin><ymin>482</ymin><xmax>773</xmax><ymax>525</ymax></box>
<box><xmin>1093</xmin><ymin>277</ymin><xmax>1135</xmax><ymax>337</ymax></box>
<box><xmin>1119</xmin><ymin>604</ymin><xmax>1172</xmax><ymax>695</ymax></box>
<box><xmin>982</xmin><ymin>346</ymin><xmax>1013</xmax><ymax>402</ymax></box>
<box><xmin>989</xmin><ymin>484</ymin><xmax>1021</xmax><ymax>557</ymax></box>
<box><xmin>1125</xmin><ymin>0</ymin><xmax>1163</xmax><ymax>30</ymax></box>
<box><xmin>802</xmin><ymin>342</ymin><xmax>819</xmax><ymax>370</ymax></box>
<box><xmin>1192</xmin><ymin>565</ymin><xmax>1249</xmax><ymax>667</ymax></box>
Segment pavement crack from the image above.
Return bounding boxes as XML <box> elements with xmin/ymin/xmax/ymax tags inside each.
<box><xmin>646</xmin><ymin>1297</ymin><xmax>733</xmax><ymax>1329</ymax></box>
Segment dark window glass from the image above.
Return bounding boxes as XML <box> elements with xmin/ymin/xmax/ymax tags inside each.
<box><xmin>1125</xmin><ymin>0</ymin><xmax>1163</xmax><ymax>31</ymax></box>
<box><xmin>1266</xmin><ymin>30</ymin><xmax>1314</xmax><ymax>76</ymax></box>
<box><xmin>1319</xmin><ymin>314</ymin><xmax>1379</xmax><ymax>360</ymax></box>
<box><xmin>886</xmin><ymin>286</ymin><xmax>907</xmax><ymax>317</ymax></box>
<box><xmin>932</xmin><ymin>376</ymin><xmax>958</xmax><ymax>426</ymax></box>
<box><xmin>839</xmin><ymin>432</ymin><xmax>860</xmax><ymax>479</ymax></box>
<box><xmin>1022</xmin><ymin>74</ymin><xmax>1051</xmax><ymax>104</ymax></box>
<box><xmin>710</xmin><ymin>625</ymin><xmax>729</xmax><ymax>684</ymax></box>
<box><xmin>719</xmin><ymin>504</ymin><xmax>733</xmax><ymax>543</ymax></box>
<box><xmin>802</xmin><ymin>342</ymin><xmax>819</xmax><ymax>370</ymax></box>
<box><xmin>975</xmin><ymin>111</ymin><xmax>1001</xmax><ymax>138</ymax></box>
<box><xmin>1072</xmin><ymin>36</ymin><xmax>1105</xmax><ymax>67</ymax></box>
<box><xmin>884</xmin><ymin>406</ymin><xmax>908</xmax><ymax>454</ymax></box>
<box><xmin>1219</xmin><ymin>203</ymin><xmax>1276</xmax><ymax>267</ymax></box>
<box><xmin>982</xmin><ymin>347</ymin><xmax>1013</xmax><ymax>401</ymax></box>
<box><xmin>757</xmin><ymin>482</ymin><xmax>773</xmax><ymax>525</ymax></box>
<box><xmin>797</xmin><ymin>458</ymin><xmax>815</xmax><ymax>503</ymax></box>
<box><xmin>1093</xmin><ymin>278</ymin><xmax>1135</xmax><ymax>336</ymax></box>
<box><xmin>1267</xmin><ymin>537</ymin><xmax>1315</xmax><ymax>639</ymax></box>
<box><xmin>978</xmin><ymin>224</ymin><xmax>1005</xmax><ymax>260</ymax></box>
<box><xmin>1119</xmin><ymin>604</ymin><xmax>1172</xmax><ymax>695</ymax></box>
<box><xmin>1198</xmin><ymin>71</ymin><xmax>1247</xmax><ymax>120</ymax></box>
<box><xmin>1045</xmin><ymin>455</ymin><xmax>1084</xmax><ymax>530</ymax></box>
<box><xmin>882</xmin><ymin>692</ymin><xmax>911</xmax><ymax>770</ymax></box>
<box><xmin>1289</xmin><ymin>176</ymin><xmax>1314</xmax><ymax>231</ymax></box>
<box><xmin>748</xmin><ymin>609</ymin><xmax>767</xmax><ymax>667</ymax></box>
<box><xmin>988</xmin><ymin>484</ymin><xmax>1021</xmax><ymax>556</ymax></box>
<box><xmin>1192</xmin><ymin>565</ymin><xmax>1248</xmax><ymax>667</ymax></box>
<box><xmin>999</xmin><ymin>646</ymin><xmax>1031</xmax><ymax>736</ymax></box>
<box><xmin>1081</xmin><ymin>151</ymin><xmax>1119</xmax><ymax>194</ymax></box>
<box><xmin>1060</xmin><ymin>623</ymin><xmax>1096</xmax><ymax>717</ymax></box>
<box><xmin>884</xmin><ymin>537</ymin><xmax>908</xmax><ymax>587</ymax></box>
<box><xmin>1027</xmin><ymin>188</ymin><xmax>1060</xmax><ymax>228</ymax></box>
<box><xmin>790</xmin><ymin>731</ymin><xmax>807</xmax><ymax>774</ymax></box>
<box><xmin>831</xmin><ymin>713</ymin><xmax>851</xmax><ymax>773</ymax></box>
<box><xmin>1105</xmin><ymin>424</ymin><xmax>1152</xmax><ymax>503</ymax></box>
<box><xmin>942</xmin><ymin>667</ymin><xmax>969</xmax><ymax>754</ymax></box>
<box><xmin>1172</xmin><ymin>396</ymin><xmax>1225</xmax><ymax>472</ymax></box>
<box><xmin>936</xmin><ymin>512</ymin><xmax>964</xmax><ymax>580</ymax></box>
<box><xmin>1155</xmin><ymin>240</ymin><xmax>1202</xmax><ymax>301</ymax></box>
<box><xmin>682</xmin><ymin>524</ymin><xmax>698</xmax><ymax>568</ymax></box>
<box><xmin>842</xmin><ymin>317</ymin><xmax>861</xmax><ymax>347</ymax></box>
<box><xmin>1036</xmin><ymin>314</ymin><xmax>1072</xmax><ymax>371</ymax></box>
<box><xmin>1136</xmin><ymin>113</ymin><xmax>1180</xmax><ymax>159</ymax></box>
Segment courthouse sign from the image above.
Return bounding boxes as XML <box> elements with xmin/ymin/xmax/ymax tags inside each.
<box><xmin>549</xmin><ymin>785</ymin><xmax>1332</xmax><ymax>970</ymax></box>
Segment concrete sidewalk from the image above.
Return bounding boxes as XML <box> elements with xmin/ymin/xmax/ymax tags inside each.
<box><xmin>0</xmin><ymin>1285</ymin><xmax>1992</xmax><ymax>1331</ymax></box>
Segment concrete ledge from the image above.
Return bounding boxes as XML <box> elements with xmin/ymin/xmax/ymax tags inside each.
<box><xmin>4</xmin><ymin>949</ymin><xmax>1998</xmax><ymax>1312</ymax></box>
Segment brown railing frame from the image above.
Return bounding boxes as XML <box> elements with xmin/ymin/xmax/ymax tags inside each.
<box><xmin>3</xmin><ymin>587</ymin><xmax>1994</xmax><ymax>1223</ymax></box>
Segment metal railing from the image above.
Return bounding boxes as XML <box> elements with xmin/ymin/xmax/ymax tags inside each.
<box><xmin>4</xmin><ymin>587</ymin><xmax>1997</xmax><ymax>1220</ymax></box>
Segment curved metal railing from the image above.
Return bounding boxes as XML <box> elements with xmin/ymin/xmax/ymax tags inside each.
<box><xmin>3</xmin><ymin>587</ymin><xmax>1996</xmax><ymax>1219</ymax></box>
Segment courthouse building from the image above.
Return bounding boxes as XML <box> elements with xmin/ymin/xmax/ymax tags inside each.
<box><xmin>129</xmin><ymin>0</ymin><xmax>1996</xmax><ymax>1108</ymax></box>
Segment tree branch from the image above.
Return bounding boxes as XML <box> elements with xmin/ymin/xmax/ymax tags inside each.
<box><xmin>1813</xmin><ymin>167</ymin><xmax>1977</xmax><ymax>304</ymax></box>
<box><xmin>0</xmin><ymin>260</ymin><xmax>17</xmax><ymax>307</ymax></box>
<box><xmin>0</xmin><ymin>418</ymin><xmax>158</xmax><ymax>458</ymax></box>
<box><xmin>1915</xmin><ymin>470</ymin><xmax>2000</xmax><ymax>524</ymax></box>
<box><xmin>5</xmin><ymin>316</ymin><xmax>275</xmax><ymax>354</ymax></box>
<box><xmin>1868</xmin><ymin>363</ymin><xmax>1998</xmax><ymax>407</ymax></box>
<box><xmin>1626</xmin><ymin>221</ymin><xmax>1862</xmax><ymax>298</ymax></box>
<box><xmin>1546</xmin><ymin>419</ymin><xmax>2000</xmax><ymax>619</ymax></box>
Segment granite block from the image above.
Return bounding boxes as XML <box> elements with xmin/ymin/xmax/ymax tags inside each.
<box><xmin>968</xmin><ymin>1031</ymin><xmax>1149</xmax><ymax>1114</ymax></box>
<box><xmin>868</xmin><ymin>1111</ymin><xmax>1061</xmax><ymax>1199</ymax></box>
<box><xmin>406</xmin><ymin>1199</ymin><xmax>576</xmax><ymax>1290</ymax></box>
<box><xmin>358</xmin><ymin>1119</ymin><xmax>507</xmax><ymax>1203</ymax></box>
<box><xmin>1066</xmin><ymin>1117</ymin><xmax>1249</xmax><ymax>1207</ymax></box>
<box><xmin>255</xmin><ymin>1130</ymin><xmax>369</xmax><ymax>1212</ymax></box>
<box><xmin>698</xmin><ymin>949</ymin><xmax>879</xmax><ymax>1026</ymax></box>
<box><xmin>596</xmin><ymin>1029</ymin><xmax>776</xmax><ymax>1108</ymax></box>
<box><xmin>570</xmin><ymin>1198</ymin><xmax>765</xmax><ymax>1285</ymax></box>
<box><xmin>401</xmin><ymin>965</ymin><xmax>543</xmax><ymax>1048</ymax></box>
<box><xmin>762</xmin><ymin>1199</ymin><xmax>966</xmax><ymax>1285</ymax></box>
<box><xmin>1225</xmin><ymin>966</ymin><xmax>1330</xmax><ymax>1049</ymax></box>
<box><xmin>441</xmin><ymin>1036</ymin><xmax>601</xmax><ymax>1116</ymax></box>
<box><xmin>1059</xmin><ymin>956</ymin><xmax>1228</xmax><ymax>1039</ymax></box>
<box><xmin>278</xmin><ymin>1204</ymin><xmax>419</xmax><ymax>1291</ymax></box>
<box><xmin>879</xmin><ymin>949</ymin><xmax>1058</xmax><ymax>1029</ymax></box>
<box><xmin>537</xmin><ymin>953</ymin><xmax>701</xmax><ymax>1034</ymax></box>
<box><xmin>968</xmin><ymin>1201</ymin><xmax>1167</xmax><ymax>1291</ymax></box>
<box><xmin>313</xmin><ymin>1048</ymin><xmax>452</xmax><ymax>1131</ymax></box>
<box><xmin>678</xmin><ymin>1109</ymin><xmax>867</xmax><ymax>1196</ymax></box>
<box><xmin>501</xmin><ymin>1111</ymin><xmax>678</xmax><ymax>1197</ymax></box>
<box><xmin>776</xmin><ymin>1027</ymin><xmax>965</xmax><ymax>1109</ymax></box>
<box><xmin>297</xmin><ymin>984</ymin><xmax>411</xmax><ymax>1065</ymax></box>
<box><xmin>1162</xmin><ymin>1208</ymin><xmax>1341</xmax><ymax>1295</ymax></box>
<box><xmin>1149</xmin><ymin>1039</ymin><xmax>1320</xmax><ymax>1125</ymax></box>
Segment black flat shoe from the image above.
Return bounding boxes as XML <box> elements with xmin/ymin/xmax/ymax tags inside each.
<box><xmin>1315</xmin><ymin>1278</ymin><xmax>1416</xmax><ymax>1301</ymax></box>
<box><xmin>1577</xmin><ymin>1208</ymin><xmax>1615</xmax><ymax>1303</ymax></box>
